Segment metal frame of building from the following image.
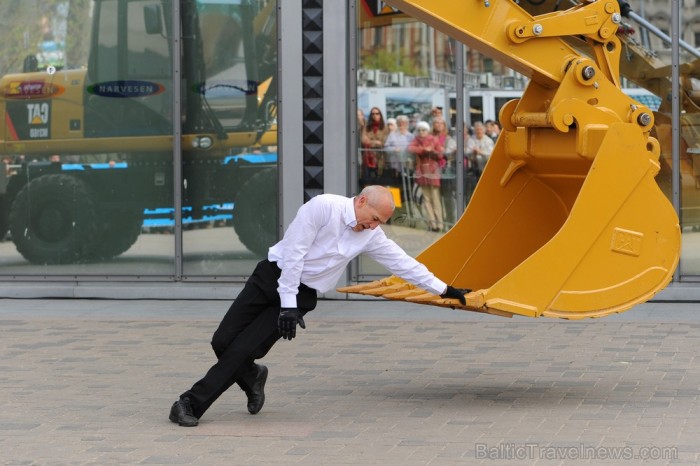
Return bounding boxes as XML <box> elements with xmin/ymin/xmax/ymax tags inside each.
<box><xmin>0</xmin><ymin>0</ymin><xmax>698</xmax><ymax>303</ymax></box>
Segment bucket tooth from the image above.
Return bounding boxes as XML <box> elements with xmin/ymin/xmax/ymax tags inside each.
<box><xmin>337</xmin><ymin>280</ymin><xmax>517</xmax><ymax>318</ymax></box>
<box><xmin>335</xmin><ymin>280</ymin><xmax>379</xmax><ymax>293</ymax></box>
<box><xmin>384</xmin><ymin>287</ymin><xmax>425</xmax><ymax>300</ymax></box>
<box><xmin>360</xmin><ymin>283</ymin><xmax>413</xmax><ymax>297</ymax></box>
<box><xmin>405</xmin><ymin>292</ymin><xmax>441</xmax><ymax>304</ymax></box>
<box><xmin>337</xmin><ymin>277</ymin><xmax>402</xmax><ymax>296</ymax></box>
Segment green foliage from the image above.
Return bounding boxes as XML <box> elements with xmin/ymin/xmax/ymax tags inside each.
<box><xmin>361</xmin><ymin>48</ymin><xmax>422</xmax><ymax>76</ymax></box>
<box><xmin>0</xmin><ymin>1</ymin><xmax>45</xmax><ymax>74</ymax></box>
<box><xmin>65</xmin><ymin>0</ymin><xmax>91</xmax><ymax>68</ymax></box>
<box><xmin>0</xmin><ymin>0</ymin><xmax>91</xmax><ymax>75</ymax></box>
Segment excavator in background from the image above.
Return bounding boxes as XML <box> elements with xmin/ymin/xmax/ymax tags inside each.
<box><xmin>0</xmin><ymin>0</ymin><xmax>278</xmax><ymax>264</ymax></box>
<box><xmin>339</xmin><ymin>0</ymin><xmax>682</xmax><ymax>319</ymax></box>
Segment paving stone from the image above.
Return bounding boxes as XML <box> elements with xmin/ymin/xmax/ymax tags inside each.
<box><xmin>1</xmin><ymin>299</ymin><xmax>699</xmax><ymax>464</ymax></box>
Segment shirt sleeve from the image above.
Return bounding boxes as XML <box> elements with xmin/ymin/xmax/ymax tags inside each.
<box><xmin>275</xmin><ymin>198</ymin><xmax>330</xmax><ymax>308</ymax></box>
<box><xmin>481</xmin><ymin>137</ymin><xmax>494</xmax><ymax>157</ymax></box>
<box><xmin>444</xmin><ymin>136</ymin><xmax>457</xmax><ymax>155</ymax></box>
<box><xmin>384</xmin><ymin>133</ymin><xmax>396</xmax><ymax>150</ymax></box>
<box><xmin>364</xmin><ymin>231</ymin><xmax>447</xmax><ymax>295</ymax></box>
<box><xmin>408</xmin><ymin>138</ymin><xmax>421</xmax><ymax>155</ymax></box>
<box><xmin>432</xmin><ymin>136</ymin><xmax>444</xmax><ymax>157</ymax></box>
<box><xmin>465</xmin><ymin>137</ymin><xmax>476</xmax><ymax>154</ymax></box>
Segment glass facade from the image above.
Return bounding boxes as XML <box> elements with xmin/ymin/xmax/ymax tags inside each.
<box><xmin>669</xmin><ymin>0</ymin><xmax>700</xmax><ymax>276</ymax></box>
<box><xmin>0</xmin><ymin>0</ymin><xmax>278</xmax><ymax>278</ymax></box>
<box><xmin>355</xmin><ymin>12</ymin><xmax>460</xmax><ymax>277</ymax></box>
<box><xmin>354</xmin><ymin>0</ymin><xmax>698</xmax><ymax>284</ymax></box>
<box><xmin>354</xmin><ymin>4</ymin><xmax>535</xmax><ymax>280</ymax></box>
<box><xmin>0</xmin><ymin>0</ymin><xmax>697</xmax><ymax>293</ymax></box>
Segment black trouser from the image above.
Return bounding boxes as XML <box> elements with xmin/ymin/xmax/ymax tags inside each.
<box><xmin>181</xmin><ymin>259</ymin><xmax>317</xmax><ymax>419</ymax></box>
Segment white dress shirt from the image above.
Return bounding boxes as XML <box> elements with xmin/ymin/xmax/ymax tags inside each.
<box><xmin>465</xmin><ymin>135</ymin><xmax>494</xmax><ymax>172</ymax></box>
<box><xmin>268</xmin><ymin>194</ymin><xmax>447</xmax><ymax>308</ymax></box>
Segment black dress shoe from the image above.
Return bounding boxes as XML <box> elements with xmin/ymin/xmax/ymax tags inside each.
<box><xmin>246</xmin><ymin>364</ymin><xmax>268</xmax><ymax>415</ymax></box>
<box><xmin>169</xmin><ymin>397</ymin><xmax>199</xmax><ymax>427</ymax></box>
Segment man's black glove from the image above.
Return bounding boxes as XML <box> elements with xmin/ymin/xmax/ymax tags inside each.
<box><xmin>278</xmin><ymin>308</ymin><xmax>306</xmax><ymax>340</ymax></box>
<box><xmin>440</xmin><ymin>285</ymin><xmax>471</xmax><ymax>305</ymax></box>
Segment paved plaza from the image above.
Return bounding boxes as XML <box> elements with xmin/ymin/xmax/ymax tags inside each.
<box><xmin>1</xmin><ymin>298</ymin><xmax>699</xmax><ymax>465</ymax></box>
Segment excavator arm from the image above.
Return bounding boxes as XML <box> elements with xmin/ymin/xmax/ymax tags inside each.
<box><xmin>338</xmin><ymin>0</ymin><xmax>680</xmax><ymax>319</ymax></box>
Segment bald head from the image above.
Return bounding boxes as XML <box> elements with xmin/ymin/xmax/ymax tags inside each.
<box><xmin>352</xmin><ymin>186</ymin><xmax>395</xmax><ymax>231</ymax></box>
<box><xmin>360</xmin><ymin>185</ymin><xmax>395</xmax><ymax>211</ymax></box>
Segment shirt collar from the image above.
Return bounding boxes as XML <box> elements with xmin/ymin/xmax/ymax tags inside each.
<box><xmin>344</xmin><ymin>196</ymin><xmax>357</xmax><ymax>228</ymax></box>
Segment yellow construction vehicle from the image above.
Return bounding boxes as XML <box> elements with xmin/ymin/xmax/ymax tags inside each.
<box><xmin>339</xmin><ymin>0</ymin><xmax>681</xmax><ymax>319</ymax></box>
<box><xmin>517</xmin><ymin>0</ymin><xmax>700</xmax><ymax>229</ymax></box>
<box><xmin>0</xmin><ymin>0</ymin><xmax>278</xmax><ymax>264</ymax></box>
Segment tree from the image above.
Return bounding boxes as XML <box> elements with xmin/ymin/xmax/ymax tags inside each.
<box><xmin>361</xmin><ymin>48</ymin><xmax>421</xmax><ymax>76</ymax></box>
<box><xmin>0</xmin><ymin>0</ymin><xmax>91</xmax><ymax>75</ymax></box>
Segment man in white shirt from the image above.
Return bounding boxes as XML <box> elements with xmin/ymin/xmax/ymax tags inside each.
<box><xmin>169</xmin><ymin>185</ymin><xmax>469</xmax><ymax>427</ymax></box>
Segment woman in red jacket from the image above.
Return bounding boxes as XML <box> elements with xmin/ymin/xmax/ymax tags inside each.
<box><xmin>408</xmin><ymin>121</ymin><xmax>444</xmax><ymax>232</ymax></box>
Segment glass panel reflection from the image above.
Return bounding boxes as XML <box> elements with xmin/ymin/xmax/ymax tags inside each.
<box><xmin>355</xmin><ymin>0</ymin><xmax>694</xmax><ymax>280</ymax></box>
<box><xmin>356</xmin><ymin>5</ymin><xmax>525</xmax><ymax>276</ymax></box>
<box><xmin>618</xmin><ymin>0</ymin><xmax>700</xmax><ymax>275</ymax></box>
<box><xmin>181</xmin><ymin>0</ymin><xmax>278</xmax><ymax>276</ymax></box>
<box><xmin>0</xmin><ymin>0</ymin><xmax>279</xmax><ymax>278</ymax></box>
<box><xmin>0</xmin><ymin>0</ymin><xmax>175</xmax><ymax>275</ymax></box>
<box><xmin>356</xmin><ymin>10</ymin><xmax>459</xmax><ymax>276</ymax></box>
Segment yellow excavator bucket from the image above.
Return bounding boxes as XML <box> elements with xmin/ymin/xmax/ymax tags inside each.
<box><xmin>339</xmin><ymin>0</ymin><xmax>681</xmax><ymax>319</ymax></box>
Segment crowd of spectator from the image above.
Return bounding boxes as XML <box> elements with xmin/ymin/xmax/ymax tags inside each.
<box><xmin>358</xmin><ymin>105</ymin><xmax>500</xmax><ymax>232</ymax></box>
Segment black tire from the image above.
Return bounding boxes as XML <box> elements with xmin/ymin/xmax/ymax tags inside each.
<box><xmin>85</xmin><ymin>209</ymin><xmax>143</xmax><ymax>260</ymax></box>
<box><xmin>9</xmin><ymin>174</ymin><xmax>100</xmax><ymax>264</ymax></box>
<box><xmin>232</xmin><ymin>167</ymin><xmax>276</xmax><ymax>257</ymax></box>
